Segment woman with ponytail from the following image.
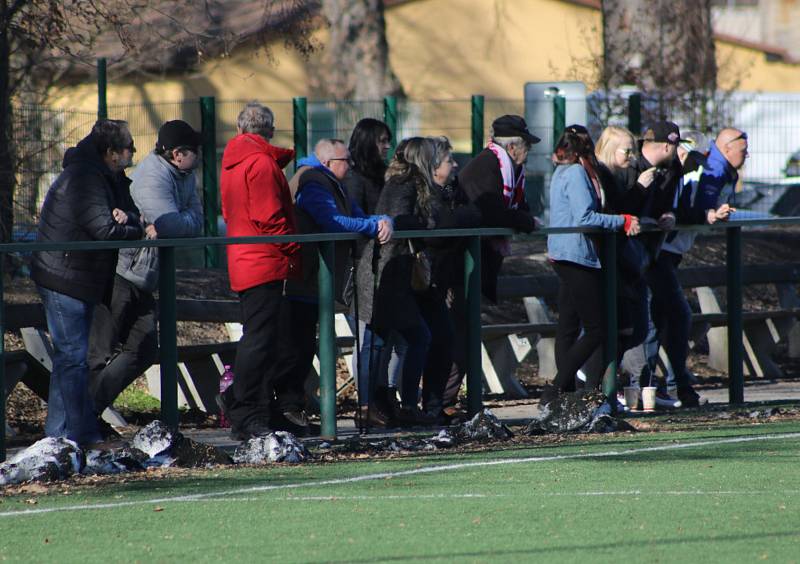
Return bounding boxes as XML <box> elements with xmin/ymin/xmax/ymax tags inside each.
<box><xmin>546</xmin><ymin>125</ymin><xmax>640</xmax><ymax>394</ymax></box>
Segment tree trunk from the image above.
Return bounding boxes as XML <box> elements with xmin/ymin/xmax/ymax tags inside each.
<box><xmin>0</xmin><ymin>18</ymin><xmax>15</xmax><ymax>243</ymax></box>
<box><xmin>318</xmin><ymin>0</ymin><xmax>404</xmax><ymax>99</ymax></box>
<box><xmin>601</xmin><ymin>0</ymin><xmax>717</xmax><ymax>125</ymax></box>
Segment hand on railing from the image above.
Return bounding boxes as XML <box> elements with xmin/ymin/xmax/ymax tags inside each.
<box><xmin>707</xmin><ymin>204</ymin><xmax>736</xmax><ymax>224</ymax></box>
<box><xmin>658</xmin><ymin>212</ymin><xmax>676</xmax><ymax>231</ymax></box>
<box><xmin>622</xmin><ymin>214</ymin><xmax>641</xmax><ymax>236</ymax></box>
<box><xmin>145</xmin><ymin>224</ymin><xmax>158</xmax><ymax>239</ymax></box>
<box><xmin>376</xmin><ymin>218</ymin><xmax>393</xmax><ymax>244</ymax></box>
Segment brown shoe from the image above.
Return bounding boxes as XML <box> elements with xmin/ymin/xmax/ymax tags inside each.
<box><xmin>356</xmin><ymin>405</ymin><xmax>387</xmax><ymax>428</ymax></box>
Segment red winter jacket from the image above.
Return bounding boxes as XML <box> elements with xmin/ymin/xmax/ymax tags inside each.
<box><xmin>220</xmin><ymin>133</ymin><xmax>300</xmax><ymax>292</ymax></box>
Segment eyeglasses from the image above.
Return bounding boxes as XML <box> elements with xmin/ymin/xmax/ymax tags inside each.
<box><xmin>726</xmin><ymin>131</ymin><xmax>748</xmax><ymax>145</ymax></box>
<box><xmin>616</xmin><ymin>148</ymin><xmax>634</xmax><ymax>157</ymax></box>
<box><xmin>329</xmin><ymin>157</ymin><xmax>353</xmax><ymax>166</ymax></box>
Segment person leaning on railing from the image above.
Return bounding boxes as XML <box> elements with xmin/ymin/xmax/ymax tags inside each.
<box><xmin>441</xmin><ymin>115</ymin><xmax>541</xmax><ymax>416</ymax></box>
<box><xmin>594</xmin><ymin>125</ymin><xmax>656</xmax><ymax>386</ymax></box>
<box><xmin>87</xmin><ymin>120</ymin><xmax>204</xmax><ymax>437</ymax></box>
<box><xmin>355</xmin><ymin>137</ymin><xmax>478</xmax><ymax>426</ymax></box>
<box><xmin>31</xmin><ymin>119</ymin><xmax>143</xmax><ymax>447</ymax></box>
<box><xmin>341</xmin><ymin>118</ymin><xmax>409</xmax><ymax>426</ymax></box>
<box><xmin>544</xmin><ymin>125</ymin><xmax>640</xmax><ymax>398</ymax></box>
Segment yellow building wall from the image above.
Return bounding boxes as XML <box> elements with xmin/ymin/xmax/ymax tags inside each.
<box><xmin>47</xmin><ymin>0</ymin><xmax>800</xmax><ymax>119</ymax></box>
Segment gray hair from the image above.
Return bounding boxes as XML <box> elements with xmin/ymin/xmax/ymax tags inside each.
<box><xmin>429</xmin><ymin>135</ymin><xmax>453</xmax><ymax>170</ymax></box>
<box><xmin>314</xmin><ymin>138</ymin><xmax>346</xmax><ymax>162</ymax></box>
<box><xmin>491</xmin><ymin>135</ymin><xmax>525</xmax><ymax>151</ymax></box>
<box><xmin>237</xmin><ymin>102</ymin><xmax>275</xmax><ymax>139</ymax></box>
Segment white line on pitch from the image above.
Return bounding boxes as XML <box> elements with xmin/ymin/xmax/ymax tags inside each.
<box><xmin>1</xmin><ymin>432</ymin><xmax>798</xmax><ymax>519</ymax></box>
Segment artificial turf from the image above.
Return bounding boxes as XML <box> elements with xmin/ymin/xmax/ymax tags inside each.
<box><xmin>1</xmin><ymin>422</ymin><xmax>800</xmax><ymax>563</ymax></box>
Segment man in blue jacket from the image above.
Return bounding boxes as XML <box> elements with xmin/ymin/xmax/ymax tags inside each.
<box><xmin>653</xmin><ymin>128</ymin><xmax>746</xmax><ymax>407</ymax></box>
<box><xmin>274</xmin><ymin>139</ymin><xmax>392</xmax><ymax>434</ymax></box>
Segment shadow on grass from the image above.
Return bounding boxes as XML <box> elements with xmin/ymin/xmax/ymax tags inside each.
<box><xmin>318</xmin><ymin>530</ymin><xmax>800</xmax><ymax>563</ymax></box>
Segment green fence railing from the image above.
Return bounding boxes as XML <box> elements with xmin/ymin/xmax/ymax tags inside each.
<box><xmin>2</xmin><ymin>217</ymin><xmax>799</xmax><ymax>461</ymax></box>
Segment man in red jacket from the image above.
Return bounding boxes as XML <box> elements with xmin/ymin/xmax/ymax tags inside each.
<box><xmin>218</xmin><ymin>102</ymin><xmax>300</xmax><ymax>440</ymax></box>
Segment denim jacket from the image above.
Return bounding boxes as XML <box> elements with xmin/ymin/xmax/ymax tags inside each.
<box><xmin>547</xmin><ymin>163</ymin><xmax>624</xmax><ymax>268</ymax></box>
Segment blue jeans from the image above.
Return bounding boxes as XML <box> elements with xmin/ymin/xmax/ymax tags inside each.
<box><xmin>349</xmin><ymin>318</ymin><xmax>408</xmax><ymax>407</ymax></box>
<box><xmin>37</xmin><ymin>286</ymin><xmax>101</xmax><ymax>445</ymax></box>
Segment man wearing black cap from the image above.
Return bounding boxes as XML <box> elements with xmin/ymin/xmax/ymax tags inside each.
<box><xmin>614</xmin><ymin>121</ymin><xmax>708</xmax><ymax>407</ymax></box>
<box><xmin>441</xmin><ymin>115</ymin><xmax>540</xmax><ymax>414</ymax></box>
<box><xmin>88</xmin><ymin>120</ymin><xmax>204</xmax><ymax>428</ymax></box>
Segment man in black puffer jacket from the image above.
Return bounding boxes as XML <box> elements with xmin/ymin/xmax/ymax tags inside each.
<box><xmin>32</xmin><ymin>119</ymin><xmax>142</xmax><ymax>445</ymax></box>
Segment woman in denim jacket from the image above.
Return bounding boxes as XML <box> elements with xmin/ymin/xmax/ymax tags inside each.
<box><xmin>547</xmin><ymin>125</ymin><xmax>640</xmax><ymax>394</ymax></box>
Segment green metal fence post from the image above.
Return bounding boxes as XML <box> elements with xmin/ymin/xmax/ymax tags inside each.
<box><xmin>471</xmin><ymin>95</ymin><xmax>485</xmax><ymax>157</ymax></box>
<box><xmin>318</xmin><ymin>240</ymin><xmax>337</xmax><ymax>439</ymax></box>
<box><xmin>200</xmin><ymin>96</ymin><xmax>220</xmax><ymax>268</ymax></box>
<box><xmin>293</xmin><ymin>97</ymin><xmax>308</xmax><ymax>171</ymax></box>
<box><xmin>0</xmin><ymin>252</ymin><xmax>5</xmax><ymax>462</ymax></box>
<box><xmin>384</xmin><ymin>96</ymin><xmax>398</xmax><ymax>158</ymax></box>
<box><xmin>628</xmin><ymin>93</ymin><xmax>642</xmax><ymax>136</ymax></box>
<box><xmin>97</xmin><ymin>58</ymin><xmax>107</xmax><ymax>120</ymax></box>
<box><xmin>158</xmin><ymin>246</ymin><xmax>179</xmax><ymax>429</ymax></box>
<box><xmin>465</xmin><ymin>235</ymin><xmax>483</xmax><ymax>416</ymax></box>
<box><xmin>727</xmin><ymin>226</ymin><xmax>744</xmax><ymax>404</ymax></box>
<box><xmin>602</xmin><ymin>232</ymin><xmax>619</xmax><ymax>407</ymax></box>
<box><xmin>552</xmin><ymin>93</ymin><xmax>566</xmax><ymax>151</ymax></box>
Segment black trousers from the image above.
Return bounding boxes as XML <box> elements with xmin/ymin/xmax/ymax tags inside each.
<box><xmin>272</xmin><ymin>299</ymin><xmax>318</xmax><ymax>413</ymax></box>
<box><xmin>88</xmin><ymin>274</ymin><xmax>158</xmax><ymax>414</ymax></box>
<box><xmin>417</xmin><ymin>287</ymin><xmax>454</xmax><ymax>415</ymax></box>
<box><xmin>223</xmin><ymin>281</ymin><xmax>286</xmax><ymax>428</ymax></box>
<box><xmin>441</xmin><ymin>288</ymin><xmax>467</xmax><ymax>409</ymax></box>
<box><xmin>552</xmin><ymin>261</ymin><xmax>606</xmax><ymax>392</ymax></box>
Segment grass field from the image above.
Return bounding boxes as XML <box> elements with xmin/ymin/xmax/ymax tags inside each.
<box><xmin>2</xmin><ymin>421</ymin><xmax>800</xmax><ymax>563</ymax></box>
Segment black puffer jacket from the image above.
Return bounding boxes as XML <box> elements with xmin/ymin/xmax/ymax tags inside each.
<box><xmin>31</xmin><ymin>133</ymin><xmax>142</xmax><ymax>303</ymax></box>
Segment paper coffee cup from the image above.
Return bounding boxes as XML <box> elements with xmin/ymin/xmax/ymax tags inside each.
<box><xmin>624</xmin><ymin>387</ymin><xmax>641</xmax><ymax>411</ymax></box>
<box><xmin>642</xmin><ymin>386</ymin><xmax>657</xmax><ymax>412</ymax></box>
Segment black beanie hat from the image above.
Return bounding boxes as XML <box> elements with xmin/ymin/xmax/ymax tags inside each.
<box><xmin>156</xmin><ymin>120</ymin><xmax>202</xmax><ymax>152</ymax></box>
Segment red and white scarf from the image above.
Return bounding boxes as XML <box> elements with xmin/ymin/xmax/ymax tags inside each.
<box><xmin>487</xmin><ymin>141</ymin><xmax>526</xmax><ymax>210</ymax></box>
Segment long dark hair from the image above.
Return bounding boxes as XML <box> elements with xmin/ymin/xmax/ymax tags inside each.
<box><xmin>348</xmin><ymin>118</ymin><xmax>391</xmax><ymax>187</ymax></box>
<box><xmin>552</xmin><ymin>124</ymin><xmax>597</xmax><ymax>166</ymax></box>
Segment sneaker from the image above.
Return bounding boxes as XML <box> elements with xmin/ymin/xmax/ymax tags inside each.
<box><xmin>677</xmin><ymin>387</ymin><xmax>708</xmax><ymax>408</ymax></box>
<box><xmin>655</xmin><ymin>389</ymin><xmax>682</xmax><ymax>409</ymax></box>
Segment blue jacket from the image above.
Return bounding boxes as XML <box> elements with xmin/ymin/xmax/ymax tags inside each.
<box><xmin>295</xmin><ymin>166</ymin><xmax>387</xmax><ymax>236</ymax></box>
<box><xmin>663</xmin><ymin>142</ymin><xmax>738</xmax><ymax>255</ymax></box>
<box><xmin>547</xmin><ymin>163</ymin><xmax>624</xmax><ymax>268</ymax></box>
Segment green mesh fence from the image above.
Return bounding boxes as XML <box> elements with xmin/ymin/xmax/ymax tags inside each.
<box><xmin>9</xmin><ymin>95</ymin><xmax>800</xmax><ymax>237</ymax></box>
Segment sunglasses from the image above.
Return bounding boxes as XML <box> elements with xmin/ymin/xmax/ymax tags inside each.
<box><xmin>329</xmin><ymin>157</ymin><xmax>353</xmax><ymax>166</ymax></box>
<box><xmin>726</xmin><ymin>131</ymin><xmax>748</xmax><ymax>145</ymax></box>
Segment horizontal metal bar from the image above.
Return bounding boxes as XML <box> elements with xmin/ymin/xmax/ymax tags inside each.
<box><xmin>2</xmin><ymin>217</ymin><xmax>798</xmax><ymax>253</ymax></box>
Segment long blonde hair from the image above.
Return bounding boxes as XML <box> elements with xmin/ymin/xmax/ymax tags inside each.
<box><xmin>595</xmin><ymin>126</ymin><xmax>636</xmax><ymax>171</ymax></box>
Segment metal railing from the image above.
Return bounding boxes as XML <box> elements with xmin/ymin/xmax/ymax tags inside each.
<box><xmin>2</xmin><ymin>217</ymin><xmax>799</xmax><ymax>461</ymax></box>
